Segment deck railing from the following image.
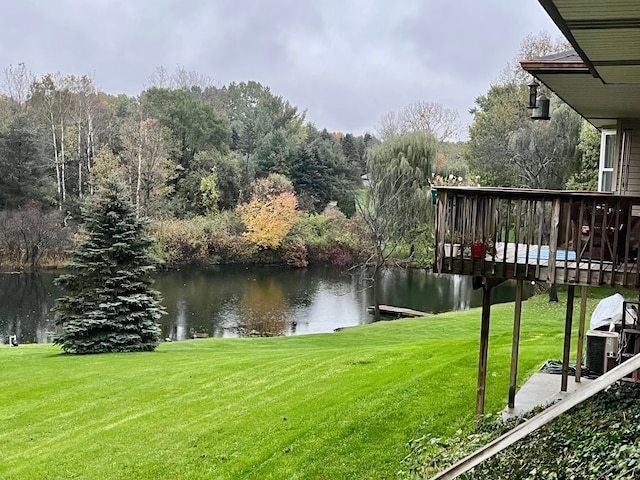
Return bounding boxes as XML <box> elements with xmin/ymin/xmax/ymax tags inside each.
<box><xmin>434</xmin><ymin>186</ymin><xmax>640</xmax><ymax>288</ymax></box>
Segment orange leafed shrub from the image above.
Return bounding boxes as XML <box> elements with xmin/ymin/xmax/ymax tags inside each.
<box><xmin>240</xmin><ymin>192</ymin><xmax>299</xmax><ymax>249</ymax></box>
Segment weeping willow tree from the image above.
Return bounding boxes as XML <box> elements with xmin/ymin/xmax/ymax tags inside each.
<box><xmin>357</xmin><ymin>131</ymin><xmax>435</xmax><ymax>320</ymax></box>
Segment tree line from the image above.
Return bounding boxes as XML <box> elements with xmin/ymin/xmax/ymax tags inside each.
<box><xmin>0</xmin><ymin>65</ymin><xmax>381</xmax><ymax>268</ymax></box>
<box><xmin>0</xmin><ymin>65</ymin><xmax>377</xmax><ymax>215</ymax></box>
<box><xmin>0</xmin><ymin>32</ymin><xmax>601</xmax><ymax>270</ymax></box>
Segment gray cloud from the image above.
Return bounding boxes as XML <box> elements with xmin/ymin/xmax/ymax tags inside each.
<box><xmin>1</xmin><ymin>0</ymin><xmax>560</xmax><ymax>137</ymax></box>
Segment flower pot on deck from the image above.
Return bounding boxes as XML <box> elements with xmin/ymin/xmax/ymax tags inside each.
<box><xmin>445</xmin><ymin>244</ymin><xmax>461</xmax><ymax>257</ymax></box>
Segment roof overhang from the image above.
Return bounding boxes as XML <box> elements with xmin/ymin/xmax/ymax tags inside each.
<box><xmin>521</xmin><ymin>1</ymin><xmax>640</xmax><ymax>127</ymax></box>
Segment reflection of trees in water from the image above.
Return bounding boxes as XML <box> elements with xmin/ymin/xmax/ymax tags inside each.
<box><xmin>239</xmin><ymin>281</ymin><xmax>289</xmax><ymax>336</ymax></box>
<box><xmin>165</xmin><ymin>300</ymin><xmax>189</xmax><ymax>341</ymax></box>
<box><xmin>0</xmin><ymin>272</ymin><xmax>60</xmax><ymax>344</ymax></box>
<box><xmin>156</xmin><ymin>266</ymin><xmax>323</xmax><ymax>338</ymax></box>
<box><xmin>377</xmin><ymin>269</ymin><xmax>474</xmax><ymax>314</ymax></box>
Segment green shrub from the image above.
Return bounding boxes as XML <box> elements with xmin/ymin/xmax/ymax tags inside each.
<box><xmin>150</xmin><ymin>217</ymin><xmax>210</xmax><ymax>265</ymax></box>
<box><xmin>289</xmin><ymin>207</ymin><xmax>371</xmax><ymax>266</ymax></box>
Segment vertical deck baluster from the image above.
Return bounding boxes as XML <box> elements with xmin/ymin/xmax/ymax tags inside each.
<box><xmin>598</xmin><ymin>200</ymin><xmax>609</xmax><ymax>282</ymax></box>
<box><xmin>447</xmin><ymin>193</ymin><xmax>456</xmax><ymax>272</ymax></box>
<box><xmin>470</xmin><ymin>196</ymin><xmax>479</xmax><ymax>275</ymax></box>
<box><xmin>513</xmin><ymin>200</ymin><xmax>522</xmax><ymax>277</ymax></box>
<box><xmin>503</xmin><ymin>199</ymin><xmax>512</xmax><ymax>268</ymax></box>
<box><xmin>535</xmin><ymin>200</ymin><xmax>546</xmax><ymax>280</ymax></box>
<box><xmin>493</xmin><ymin>197</ymin><xmax>502</xmax><ymax>276</ymax></box>
<box><xmin>461</xmin><ymin>195</ymin><xmax>468</xmax><ymax>264</ymax></box>
<box><xmin>563</xmin><ymin>199</ymin><xmax>572</xmax><ymax>282</ymax></box>
<box><xmin>577</xmin><ymin>199</ymin><xmax>586</xmax><ymax>284</ymax></box>
<box><xmin>524</xmin><ymin>200</ymin><xmax>534</xmax><ymax>278</ymax></box>
<box><xmin>587</xmin><ymin>198</ymin><xmax>597</xmax><ymax>285</ymax></box>
<box><xmin>610</xmin><ymin>198</ymin><xmax>622</xmax><ymax>286</ymax></box>
<box><xmin>489</xmin><ymin>197</ymin><xmax>497</xmax><ymax>274</ymax></box>
<box><xmin>548</xmin><ymin>199</ymin><xmax>561</xmax><ymax>284</ymax></box>
<box><xmin>439</xmin><ymin>190</ymin><xmax>448</xmax><ymax>272</ymax></box>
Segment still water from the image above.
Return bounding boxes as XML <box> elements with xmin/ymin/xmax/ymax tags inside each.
<box><xmin>0</xmin><ymin>266</ymin><xmax>530</xmax><ymax>344</ymax></box>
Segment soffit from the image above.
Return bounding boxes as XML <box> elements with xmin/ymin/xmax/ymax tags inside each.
<box><xmin>530</xmin><ymin>1</ymin><xmax>640</xmax><ymax>124</ymax></box>
<box><xmin>540</xmin><ymin>0</ymin><xmax>640</xmax><ymax>84</ymax></box>
<box><xmin>534</xmin><ymin>72</ymin><xmax>640</xmax><ymax>127</ymax></box>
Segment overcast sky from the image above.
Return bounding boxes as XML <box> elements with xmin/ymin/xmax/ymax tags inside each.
<box><xmin>0</xmin><ymin>0</ymin><xmax>561</xmax><ymax>138</ymax></box>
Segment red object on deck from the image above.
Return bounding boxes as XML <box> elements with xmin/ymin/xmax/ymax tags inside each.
<box><xmin>473</xmin><ymin>242</ymin><xmax>484</xmax><ymax>259</ymax></box>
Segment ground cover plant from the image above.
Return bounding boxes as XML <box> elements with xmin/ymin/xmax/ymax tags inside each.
<box><xmin>403</xmin><ymin>382</ymin><xmax>640</xmax><ymax>479</ymax></box>
<box><xmin>0</xmin><ymin>287</ymin><xmax>627</xmax><ymax>479</ymax></box>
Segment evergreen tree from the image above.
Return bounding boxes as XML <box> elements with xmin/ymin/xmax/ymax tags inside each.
<box><xmin>54</xmin><ymin>178</ymin><xmax>165</xmax><ymax>354</ymax></box>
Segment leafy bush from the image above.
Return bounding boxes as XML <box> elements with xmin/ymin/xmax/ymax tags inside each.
<box><xmin>290</xmin><ymin>207</ymin><xmax>371</xmax><ymax>266</ymax></box>
<box><xmin>150</xmin><ymin>217</ymin><xmax>211</xmax><ymax>264</ymax></box>
<box><xmin>281</xmin><ymin>235</ymin><xmax>309</xmax><ymax>267</ymax></box>
<box><xmin>205</xmin><ymin>210</ymin><xmax>256</xmax><ymax>263</ymax></box>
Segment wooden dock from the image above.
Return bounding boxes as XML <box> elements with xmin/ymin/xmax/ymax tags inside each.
<box><xmin>367</xmin><ymin>305</ymin><xmax>429</xmax><ymax>318</ymax></box>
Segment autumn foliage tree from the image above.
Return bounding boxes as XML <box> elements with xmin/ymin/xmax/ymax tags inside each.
<box><xmin>239</xmin><ymin>175</ymin><xmax>299</xmax><ymax>249</ymax></box>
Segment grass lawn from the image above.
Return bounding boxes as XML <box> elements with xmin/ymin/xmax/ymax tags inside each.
<box><xmin>0</xmin><ymin>286</ymin><xmax>629</xmax><ymax>479</ymax></box>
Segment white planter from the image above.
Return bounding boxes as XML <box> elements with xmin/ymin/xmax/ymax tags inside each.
<box><xmin>445</xmin><ymin>243</ymin><xmax>461</xmax><ymax>257</ymax></box>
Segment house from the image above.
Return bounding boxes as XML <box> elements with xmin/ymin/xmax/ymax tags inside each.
<box><xmin>434</xmin><ymin>0</ymin><xmax>640</xmax><ymax>415</ymax></box>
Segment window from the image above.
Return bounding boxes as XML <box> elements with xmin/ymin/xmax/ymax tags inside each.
<box><xmin>598</xmin><ymin>130</ymin><xmax>616</xmax><ymax>192</ymax></box>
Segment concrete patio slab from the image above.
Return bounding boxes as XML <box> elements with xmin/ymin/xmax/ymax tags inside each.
<box><xmin>502</xmin><ymin>372</ymin><xmax>593</xmax><ymax>420</ymax></box>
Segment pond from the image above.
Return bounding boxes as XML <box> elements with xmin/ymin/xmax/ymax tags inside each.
<box><xmin>0</xmin><ymin>266</ymin><xmax>531</xmax><ymax>344</ymax></box>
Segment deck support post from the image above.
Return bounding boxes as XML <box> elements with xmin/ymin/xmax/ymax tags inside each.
<box><xmin>575</xmin><ymin>286</ymin><xmax>588</xmax><ymax>382</ymax></box>
<box><xmin>561</xmin><ymin>285</ymin><xmax>576</xmax><ymax>391</ymax></box>
<box><xmin>508</xmin><ymin>279</ymin><xmax>524</xmax><ymax>408</ymax></box>
<box><xmin>476</xmin><ymin>278</ymin><xmax>500</xmax><ymax>415</ymax></box>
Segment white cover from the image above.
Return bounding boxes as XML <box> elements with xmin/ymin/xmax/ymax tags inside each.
<box><xmin>590</xmin><ymin>293</ymin><xmax>637</xmax><ymax>330</ymax></box>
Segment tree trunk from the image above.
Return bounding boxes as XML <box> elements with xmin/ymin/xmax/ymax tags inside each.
<box><xmin>372</xmin><ymin>263</ymin><xmax>382</xmax><ymax>322</ymax></box>
<box><xmin>60</xmin><ymin>119</ymin><xmax>66</xmax><ymax>204</ymax></box>
<box><xmin>136</xmin><ymin>131</ymin><xmax>142</xmax><ymax>218</ymax></box>
<box><xmin>50</xmin><ymin>112</ymin><xmax>62</xmax><ymax>210</ymax></box>
<box><xmin>77</xmin><ymin>121</ymin><xmax>82</xmax><ymax>197</ymax></box>
<box><xmin>87</xmin><ymin>113</ymin><xmax>94</xmax><ymax>195</ymax></box>
<box><xmin>548</xmin><ymin>283</ymin><xmax>559</xmax><ymax>302</ymax></box>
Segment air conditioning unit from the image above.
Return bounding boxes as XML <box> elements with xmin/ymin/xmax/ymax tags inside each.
<box><xmin>586</xmin><ymin>330</ymin><xmax>619</xmax><ymax>375</ymax></box>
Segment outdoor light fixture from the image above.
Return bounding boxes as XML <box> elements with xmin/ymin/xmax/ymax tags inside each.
<box><xmin>527</xmin><ymin>80</ymin><xmax>539</xmax><ymax>109</ymax></box>
<box><xmin>531</xmin><ymin>94</ymin><xmax>550</xmax><ymax>120</ymax></box>
<box><xmin>527</xmin><ymin>79</ymin><xmax>550</xmax><ymax>120</ymax></box>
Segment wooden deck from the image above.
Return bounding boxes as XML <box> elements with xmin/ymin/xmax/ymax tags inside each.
<box><xmin>435</xmin><ymin>187</ymin><xmax>640</xmax><ymax>288</ymax></box>
<box><xmin>440</xmin><ymin>241</ymin><xmax>640</xmax><ymax>287</ymax></box>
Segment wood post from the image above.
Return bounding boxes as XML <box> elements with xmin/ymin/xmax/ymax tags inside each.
<box><xmin>575</xmin><ymin>286</ymin><xmax>588</xmax><ymax>382</ymax></box>
<box><xmin>561</xmin><ymin>285</ymin><xmax>576</xmax><ymax>391</ymax></box>
<box><xmin>508</xmin><ymin>279</ymin><xmax>523</xmax><ymax>408</ymax></box>
<box><xmin>476</xmin><ymin>279</ymin><xmax>494</xmax><ymax>415</ymax></box>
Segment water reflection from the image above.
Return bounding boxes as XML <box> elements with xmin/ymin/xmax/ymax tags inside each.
<box><xmin>0</xmin><ymin>267</ymin><xmax>531</xmax><ymax>344</ymax></box>
<box><xmin>0</xmin><ymin>272</ymin><xmax>60</xmax><ymax>344</ymax></box>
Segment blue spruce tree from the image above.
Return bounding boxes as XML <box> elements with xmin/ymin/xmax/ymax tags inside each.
<box><xmin>54</xmin><ymin>178</ymin><xmax>165</xmax><ymax>353</ymax></box>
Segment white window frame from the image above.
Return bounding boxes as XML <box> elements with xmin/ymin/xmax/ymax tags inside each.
<box><xmin>598</xmin><ymin>129</ymin><xmax>616</xmax><ymax>192</ymax></box>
